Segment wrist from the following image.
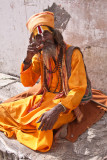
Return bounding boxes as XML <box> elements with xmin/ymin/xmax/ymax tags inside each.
<box><xmin>23</xmin><ymin>58</ymin><xmax>32</xmax><ymax>65</ymax></box>
<box><xmin>58</xmin><ymin>103</ymin><xmax>66</xmax><ymax>112</ymax></box>
<box><xmin>54</xmin><ymin>104</ymin><xmax>66</xmax><ymax>114</ymax></box>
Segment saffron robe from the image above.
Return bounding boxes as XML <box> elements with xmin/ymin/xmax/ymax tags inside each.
<box><xmin>0</xmin><ymin>46</ymin><xmax>87</xmax><ymax>152</ymax></box>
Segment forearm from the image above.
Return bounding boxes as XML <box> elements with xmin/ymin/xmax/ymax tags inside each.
<box><xmin>23</xmin><ymin>57</ymin><xmax>32</xmax><ymax>71</ymax></box>
<box><xmin>61</xmin><ymin>88</ymin><xmax>86</xmax><ymax>111</ymax></box>
<box><xmin>20</xmin><ymin>63</ymin><xmax>40</xmax><ymax>87</ymax></box>
<box><xmin>61</xmin><ymin>49</ymin><xmax>87</xmax><ymax>111</ymax></box>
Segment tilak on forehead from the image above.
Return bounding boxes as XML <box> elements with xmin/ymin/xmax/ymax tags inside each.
<box><xmin>26</xmin><ymin>11</ymin><xmax>54</xmax><ymax>35</ymax></box>
<box><xmin>33</xmin><ymin>25</ymin><xmax>52</xmax><ymax>36</ymax></box>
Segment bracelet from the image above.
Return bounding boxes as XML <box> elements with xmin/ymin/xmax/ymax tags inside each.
<box><xmin>59</xmin><ymin>102</ymin><xmax>67</xmax><ymax>112</ymax></box>
<box><xmin>23</xmin><ymin>59</ymin><xmax>32</xmax><ymax>65</ymax></box>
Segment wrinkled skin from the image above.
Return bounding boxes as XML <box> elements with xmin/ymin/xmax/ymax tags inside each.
<box><xmin>36</xmin><ymin>104</ymin><xmax>64</xmax><ymax>131</ymax></box>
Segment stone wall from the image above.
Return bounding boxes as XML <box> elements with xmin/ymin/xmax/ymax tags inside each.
<box><xmin>0</xmin><ymin>0</ymin><xmax>107</xmax><ymax>93</ymax></box>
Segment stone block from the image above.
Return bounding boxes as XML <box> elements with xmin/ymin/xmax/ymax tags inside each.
<box><xmin>0</xmin><ymin>73</ymin><xmax>19</xmax><ymax>88</ymax></box>
<box><xmin>0</xmin><ymin>81</ymin><xmax>29</xmax><ymax>102</ymax></box>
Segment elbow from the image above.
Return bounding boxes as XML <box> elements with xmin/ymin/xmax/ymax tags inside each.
<box><xmin>21</xmin><ymin>81</ymin><xmax>34</xmax><ymax>87</ymax></box>
<box><xmin>20</xmin><ymin>77</ymin><xmax>35</xmax><ymax>87</ymax></box>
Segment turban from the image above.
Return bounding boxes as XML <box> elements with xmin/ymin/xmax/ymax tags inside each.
<box><xmin>26</xmin><ymin>11</ymin><xmax>54</xmax><ymax>33</ymax></box>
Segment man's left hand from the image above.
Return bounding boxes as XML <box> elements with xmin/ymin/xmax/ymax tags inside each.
<box><xmin>36</xmin><ymin>104</ymin><xmax>65</xmax><ymax>131</ymax></box>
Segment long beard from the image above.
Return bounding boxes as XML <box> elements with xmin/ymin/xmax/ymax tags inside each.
<box><xmin>42</xmin><ymin>41</ymin><xmax>57</xmax><ymax>68</ymax></box>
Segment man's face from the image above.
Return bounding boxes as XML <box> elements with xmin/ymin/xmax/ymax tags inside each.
<box><xmin>34</xmin><ymin>30</ymin><xmax>54</xmax><ymax>46</ymax></box>
<box><xmin>33</xmin><ymin>29</ymin><xmax>57</xmax><ymax>63</ymax></box>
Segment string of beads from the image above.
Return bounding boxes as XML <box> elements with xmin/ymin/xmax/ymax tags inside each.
<box><xmin>43</xmin><ymin>47</ymin><xmax>63</xmax><ymax>93</ymax></box>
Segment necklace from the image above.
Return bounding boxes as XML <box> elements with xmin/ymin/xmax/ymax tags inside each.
<box><xmin>43</xmin><ymin>48</ymin><xmax>63</xmax><ymax>93</ymax></box>
<box><xmin>43</xmin><ymin>57</ymin><xmax>58</xmax><ymax>73</ymax></box>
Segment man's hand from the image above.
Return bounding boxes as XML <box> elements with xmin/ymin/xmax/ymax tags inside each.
<box><xmin>25</xmin><ymin>33</ymin><xmax>43</xmax><ymax>62</ymax></box>
<box><xmin>36</xmin><ymin>104</ymin><xmax>65</xmax><ymax>131</ymax></box>
<box><xmin>23</xmin><ymin>34</ymin><xmax>44</xmax><ymax>71</ymax></box>
<box><xmin>26</xmin><ymin>42</ymin><xmax>39</xmax><ymax>61</ymax></box>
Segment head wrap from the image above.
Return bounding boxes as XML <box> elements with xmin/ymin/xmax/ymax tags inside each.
<box><xmin>26</xmin><ymin>11</ymin><xmax>54</xmax><ymax>33</ymax></box>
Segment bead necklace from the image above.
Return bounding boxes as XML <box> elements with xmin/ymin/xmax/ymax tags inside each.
<box><xmin>43</xmin><ymin>57</ymin><xmax>58</xmax><ymax>73</ymax></box>
<box><xmin>43</xmin><ymin>48</ymin><xmax>63</xmax><ymax>93</ymax></box>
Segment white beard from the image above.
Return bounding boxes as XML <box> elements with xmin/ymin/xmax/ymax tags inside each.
<box><xmin>42</xmin><ymin>42</ymin><xmax>57</xmax><ymax>68</ymax></box>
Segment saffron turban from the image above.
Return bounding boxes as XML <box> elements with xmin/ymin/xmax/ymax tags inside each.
<box><xmin>26</xmin><ymin>11</ymin><xmax>54</xmax><ymax>33</ymax></box>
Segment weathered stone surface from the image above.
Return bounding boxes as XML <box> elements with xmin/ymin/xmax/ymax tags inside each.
<box><xmin>83</xmin><ymin>47</ymin><xmax>107</xmax><ymax>94</ymax></box>
<box><xmin>0</xmin><ymin>73</ymin><xmax>19</xmax><ymax>88</ymax></box>
<box><xmin>0</xmin><ymin>81</ymin><xmax>29</xmax><ymax>102</ymax></box>
<box><xmin>0</xmin><ymin>73</ymin><xmax>29</xmax><ymax>102</ymax></box>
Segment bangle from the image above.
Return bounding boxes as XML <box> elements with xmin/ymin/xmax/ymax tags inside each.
<box><xmin>23</xmin><ymin>59</ymin><xmax>32</xmax><ymax>65</ymax></box>
<box><xmin>59</xmin><ymin>102</ymin><xmax>67</xmax><ymax>112</ymax></box>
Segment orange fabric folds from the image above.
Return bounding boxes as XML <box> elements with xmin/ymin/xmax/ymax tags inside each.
<box><xmin>0</xmin><ymin>46</ymin><xmax>88</xmax><ymax>152</ymax></box>
<box><xmin>0</xmin><ymin>92</ymin><xmax>75</xmax><ymax>152</ymax></box>
<box><xmin>26</xmin><ymin>11</ymin><xmax>54</xmax><ymax>33</ymax></box>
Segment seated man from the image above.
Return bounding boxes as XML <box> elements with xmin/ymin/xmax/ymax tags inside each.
<box><xmin>0</xmin><ymin>11</ymin><xmax>106</xmax><ymax>152</ymax></box>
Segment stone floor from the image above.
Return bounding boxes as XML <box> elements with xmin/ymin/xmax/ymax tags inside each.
<box><xmin>0</xmin><ymin>72</ymin><xmax>107</xmax><ymax>160</ymax></box>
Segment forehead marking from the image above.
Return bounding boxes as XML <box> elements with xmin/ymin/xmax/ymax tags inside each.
<box><xmin>37</xmin><ymin>26</ymin><xmax>43</xmax><ymax>34</ymax></box>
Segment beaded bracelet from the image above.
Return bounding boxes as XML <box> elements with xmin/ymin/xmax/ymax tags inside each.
<box><xmin>58</xmin><ymin>102</ymin><xmax>67</xmax><ymax>112</ymax></box>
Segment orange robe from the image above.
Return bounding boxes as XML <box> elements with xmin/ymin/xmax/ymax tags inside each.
<box><xmin>0</xmin><ymin>46</ymin><xmax>87</xmax><ymax>152</ymax></box>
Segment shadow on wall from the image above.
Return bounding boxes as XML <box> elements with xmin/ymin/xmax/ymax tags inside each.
<box><xmin>44</xmin><ymin>3</ymin><xmax>71</xmax><ymax>32</ymax></box>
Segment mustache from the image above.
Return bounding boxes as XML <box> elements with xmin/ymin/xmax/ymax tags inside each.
<box><xmin>42</xmin><ymin>40</ymin><xmax>57</xmax><ymax>59</ymax></box>
<box><xmin>42</xmin><ymin>40</ymin><xmax>55</xmax><ymax>47</ymax></box>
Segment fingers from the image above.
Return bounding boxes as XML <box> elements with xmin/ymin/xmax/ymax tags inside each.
<box><xmin>28</xmin><ymin>44</ymin><xmax>37</xmax><ymax>50</ymax></box>
<box><xmin>37</xmin><ymin>117</ymin><xmax>57</xmax><ymax>131</ymax></box>
<box><xmin>41</xmin><ymin>121</ymin><xmax>48</xmax><ymax>131</ymax></box>
<box><xmin>36</xmin><ymin>114</ymin><xmax>44</xmax><ymax>123</ymax></box>
<box><xmin>36</xmin><ymin>108</ymin><xmax>60</xmax><ymax>131</ymax></box>
<box><xmin>28</xmin><ymin>42</ymin><xmax>44</xmax><ymax>50</ymax></box>
<box><xmin>29</xmin><ymin>33</ymin><xmax>33</xmax><ymax>44</ymax></box>
<box><xmin>41</xmin><ymin>118</ymin><xmax>57</xmax><ymax>131</ymax></box>
<box><xmin>45</xmin><ymin>120</ymin><xmax>53</xmax><ymax>131</ymax></box>
<box><xmin>27</xmin><ymin>46</ymin><xmax>38</xmax><ymax>57</ymax></box>
<box><xmin>41</xmin><ymin>117</ymin><xmax>51</xmax><ymax>131</ymax></box>
<box><xmin>27</xmin><ymin>48</ymin><xmax>38</xmax><ymax>53</ymax></box>
<box><xmin>37</xmin><ymin>44</ymin><xmax>44</xmax><ymax>50</ymax></box>
<box><xmin>49</xmin><ymin>120</ymin><xmax>56</xmax><ymax>130</ymax></box>
<box><xmin>27</xmin><ymin>43</ymin><xmax>39</xmax><ymax>53</ymax></box>
<box><xmin>38</xmin><ymin>118</ymin><xmax>45</xmax><ymax>130</ymax></box>
<box><xmin>37</xmin><ymin>115</ymin><xmax>50</xmax><ymax>131</ymax></box>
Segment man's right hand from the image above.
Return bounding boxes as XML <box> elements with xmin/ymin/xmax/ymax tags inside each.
<box><xmin>23</xmin><ymin>42</ymin><xmax>39</xmax><ymax>71</ymax></box>
<box><xmin>26</xmin><ymin>42</ymin><xmax>39</xmax><ymax>61</ymax></box>
<box><xmin>23</xmin><ymin>34</ymin><xmax>44</xmax><ymax>71</ymax></box>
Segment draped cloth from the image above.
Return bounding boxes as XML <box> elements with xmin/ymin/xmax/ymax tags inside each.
<box><xmin>66</xmin><ymin>89</ymin><xmax>107</xmax><ymax>142</ymax></box>
<box><xmin>0</xmin><ymin>46</ymin><xmax>106</xmax><ymax>152</ymax></box>
<box><xmin>0</xmin><ymin>88</ymin><xmax>75</xmax><ymax>152</ymax></box>
<box><xmin>2</xmin><ymin>86</ymin><xmax>107</xmax><ymax>144</ymax></box>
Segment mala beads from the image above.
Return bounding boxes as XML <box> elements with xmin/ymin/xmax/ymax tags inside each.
<box><xmin>43</xmin><ymin>47</ymin><xmax>63</xmax><ymax>93</ymax></box>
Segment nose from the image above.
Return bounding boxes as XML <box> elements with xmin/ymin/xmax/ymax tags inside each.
<box><xmin>41</xmin><ymin>36</ymin><xmax>45</xmax><ymax>42</ymax></box>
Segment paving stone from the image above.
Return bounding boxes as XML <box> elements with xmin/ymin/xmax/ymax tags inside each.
<box><xmin>0</xmin><ymin>81</ymin><xmax>30</xmax><ymax>101</ymax></box>
<box><xmin>0</xmin><ymin>73</ymin><xmax>19</xmax><ymax>80</ymax></box>
<box><xmin>0</xmin><ymin>73</ymin><xmax>19</xmax><ymax>88</ymax></box>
